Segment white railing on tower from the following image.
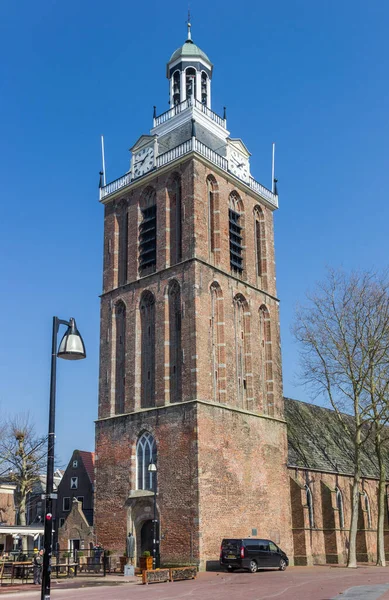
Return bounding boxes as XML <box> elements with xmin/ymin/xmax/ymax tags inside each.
<box><xmin>153</xmin><ymin>98</ymin><xmax>226</xmax><ymax>129</ymax></box>
<box><xmin>100</xmin><ymin>140</ymin><xmax>277</xmax><ymax>208</ymax></box>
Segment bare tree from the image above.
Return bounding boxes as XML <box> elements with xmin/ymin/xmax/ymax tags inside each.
<box><xmin>293</xmin><ymin>268</ymin><xmax>389</xmax><ymax>568</ymax></box>
<box><xmin>0</xmin><ymin>416</ymin><xmax>46</xmax><ymax>551</ymax></box>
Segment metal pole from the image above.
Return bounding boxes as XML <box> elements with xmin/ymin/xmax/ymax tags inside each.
<box><xmin>41</xmin><ymin>317</ymin><xmax>58</xmax><ymax>600</ymax></box>
<box><xmin>152</xmin><ymin>477</ymin><xmax>157</xmax><ymax>570</ymax></box>
<box><xmin>271</xmin><ymin>143</ymin><xmax>275</xmax><ymax>193</ymax></box>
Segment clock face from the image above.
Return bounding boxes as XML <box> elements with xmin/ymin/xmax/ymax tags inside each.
<box><xmin>229</xmin><ymin>149</ymin><xmax>249</xmax><ymax>182</ymax></box>
<box><xmin>133</xmin><ymin>146</ymin><xmax>154</xmax><ymax>178</ymax></box>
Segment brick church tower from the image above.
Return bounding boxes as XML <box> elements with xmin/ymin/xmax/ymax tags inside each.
<box><xmin>95</xmin><ymin>23</ymin><xmax>293</xmax><ymax>568</ymax></box>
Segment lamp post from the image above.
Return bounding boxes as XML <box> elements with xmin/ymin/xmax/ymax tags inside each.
<box><xmin>147</xmin><ymin>462</ymin><xmax>157</xmax><ymax>570</ymax></box>
<box><xmin>41</xmin><ymin>317</ymin><xmax>86</xmax><ymax>600</ymax></box>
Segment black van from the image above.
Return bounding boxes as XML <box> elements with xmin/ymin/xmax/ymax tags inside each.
<box><xmin>220</xmin><ymin>538</ymin><xmax>288</xmax><ymax>573</ymax></box>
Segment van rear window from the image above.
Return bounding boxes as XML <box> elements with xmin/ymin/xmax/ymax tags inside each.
<box><xmin>221</xmin><ymin>539</ymin><xmax>241</xmax><ymax>551</ymax></box>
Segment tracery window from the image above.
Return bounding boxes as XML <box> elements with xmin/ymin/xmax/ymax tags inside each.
<box><xmin>362</xmin><ymin>491</ymin><xmax>372</xmax><ymax>529</ymax></box>
<box><xmin>305</xmin><ymin>484</ymin><xmax>314</xmax><ymax>528</ymax></box>
<box><xmin>136</xmin><ymin>432</ymin><xmax>157</xmax><ymax>491</ymax></box>
<box><xmin>336</xmin><ymin>487</ymin><xmax>345</xmax><ymax>528</ymax></box>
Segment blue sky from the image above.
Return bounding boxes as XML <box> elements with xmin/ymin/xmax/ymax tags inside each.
<box><xmin>1</xmin><ymin>0</ymin><xmax>388</xmax><ymax>465</ymax></box>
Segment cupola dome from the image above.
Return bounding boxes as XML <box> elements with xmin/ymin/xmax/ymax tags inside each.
<box><xmin>169</xmin><ymin>39</ymin><xmax>212</xmax><ymax>66</ymax></box>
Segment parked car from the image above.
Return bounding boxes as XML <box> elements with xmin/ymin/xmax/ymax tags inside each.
<box><xmin>220</xmin><ymin>538</ymin><xmax>289</xmax><ymax>573</ymax></box>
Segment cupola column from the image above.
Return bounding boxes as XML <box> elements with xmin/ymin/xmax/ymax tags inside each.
<box><xmin>180</xmin><ymin>70</ymin><xmax>185</xmax><ymax>104</ymax></box>
<box><xmin>196</xmin><ymin>70</ymin><xmax>201</xmax><ymax>103</ymax></box>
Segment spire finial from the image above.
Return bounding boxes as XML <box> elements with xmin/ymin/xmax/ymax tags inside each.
<box><xmin>186</xmin><ymin>6</ymin><xmax>192</xmax><ymax>41</ymax></box>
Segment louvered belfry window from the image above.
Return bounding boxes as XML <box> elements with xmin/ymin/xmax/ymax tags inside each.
<box><xmin>229</xmin><ymin>207</ymin><xmax>243</xmax><ymax>273</ymax></box>
<box><xmin>139</xmin><ymin>204</ymin><xmax>157</xmax><ymax>273</ymax></box>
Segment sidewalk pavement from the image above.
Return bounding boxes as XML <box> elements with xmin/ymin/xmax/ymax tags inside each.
<box><xmin>0</xmin><ymin>573</ymin><xmax>139</xmax><ymax>594</ymax></box>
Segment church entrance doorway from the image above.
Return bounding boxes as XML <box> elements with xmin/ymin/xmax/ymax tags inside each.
<box><xmin>140</xmin><ymin>519</ymin><xmax>160</xmax><ymax>566</ymax></box>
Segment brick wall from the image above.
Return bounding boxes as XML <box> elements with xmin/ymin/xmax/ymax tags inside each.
<box><xmin>289</xmin><ymin>468</ymin><xmax>385</xmax><ymax>565</ymax></box>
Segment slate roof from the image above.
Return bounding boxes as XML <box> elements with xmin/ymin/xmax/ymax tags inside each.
<box><xmin>79</xmin><ymin>451</ymin><xmax>95</xmax><ymax>485</ymax></box>
<box><xmin>284</xmin><ymin>397</ymin><xmax>389</xmax><ymax>478</ymax></box>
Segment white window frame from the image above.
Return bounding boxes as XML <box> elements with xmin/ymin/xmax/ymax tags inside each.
<box><xmin>70</xmin><ymin>477</ymin><xmax>78</xmax><ymax>490</ymax></box>
<box><xmin>72</xmin><ymin>460</ymin><xmax>78</xmax><ymax>468</ymax></box>
<box><xmin>136</xmin><ymin>432</ymin><xmax>157</xmax><ymax>491</ymax></box>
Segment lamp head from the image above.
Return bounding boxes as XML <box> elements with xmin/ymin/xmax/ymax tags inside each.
<box><xmin>57</xmin><ymin>318</ymin><xmax>86</xmax><ymax>360</ymax></box>
<box><xmin>148</xmin><ymin>463</ymin><xmax>157</xmax><ymax>473</ymax></box>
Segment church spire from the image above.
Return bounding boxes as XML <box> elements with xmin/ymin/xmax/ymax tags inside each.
<box><xmin>186</xmin><ymin>9</ymin><xmax>192</xmax><ymax>41</ymax></box>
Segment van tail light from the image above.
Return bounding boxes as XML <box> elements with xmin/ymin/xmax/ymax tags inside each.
<box><xmin>240</xmin><ymin>546</ymin><xmax>245</xmax><ymax>558</ymax></box>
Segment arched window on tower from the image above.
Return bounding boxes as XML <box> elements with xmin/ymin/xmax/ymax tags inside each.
<box><xmin>210</xmin><ymin>283</ymin><xmax>224</xmax><ymax>403</ymax></box>
<box><xmin>136</xmin><ymin>432</ymin><xmax>157</xmax><ymax>490</ymax></box>
<box><xmin>254</xmin><ymin>205</ymin><xmax>267</xmax><ymax>289</ymax></box>
<box><xmin>114</xmin><ymin>301</ymin><xmax>126</xmax><ymax>414</ymax></box>
<box><xmin>336</xmin><ymin>487</ymin><xmax>345</xmax><ymax>529</ymax></box>
<box><xmin>207</xmin><ymin>176</ymin><xmax>219</xmax><ymax>264</ymax></box>
<box><xmin>168</xmin><ymin>280</ymin><xmax>182</xmax><ymax>403</ymax></box>
<box><xmin>234</xmin><ymin>294</ymin><xmax>250</xmax><ymax>407</ymax></box>
<box><xmin>305</xmin><ymin>484</ymin><xmax>314</xmax><ymax>528</ymax></box>
<box><xmin>140</xmin><ymin>291</ymin><xmax>156</xmax><ymax>408</ymax></box>
<box><xmin>173</xmin><ymin>70</ymin><xmax>181</xmax><ymax>106</ymax></box>
<box><xmin>259</xmin><ymin>305</ymin><xmax>274</xmax><ymax>415</ymax></box>
<box><xmin>139</xmin><ymin>188</ymin><xmax>157</xmax><ymax>276</ymax></box>
<box><xmin>201</xmin><ymin>72</ymin><xmax>208</xmax><ymax>105</ymax></box>
<box><xmin>229</xmin><ymin>192</ymin><xmax>244</xmax><ymax>275</ymax></box>
<box><xmin>186</xmin><ymin>68</ymin><xmax>196</xmax><ymax>103</ymax></box>
<box><xmin>117</xmin><ymin>206</ymin><xmax>128</xmax><ymax>287</ymax></box>
<box><xmin>168</xmin><ymin>175</ymin><xmax>182</xmax><ymax>265</ymax></box>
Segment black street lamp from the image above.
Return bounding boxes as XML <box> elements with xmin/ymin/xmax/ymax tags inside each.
<box><xmin>41</xmin><ymin>317</ymin><xmax>86</xmax><ymax>600</ymax></box>
<box><xmin>147</xmin><ymin>462</ymin><xmax>157</xmax><ymax>570</ymax></box>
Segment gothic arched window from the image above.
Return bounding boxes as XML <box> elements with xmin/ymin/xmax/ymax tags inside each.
<box><xmin>362</xmin><ymin>491</ymin><xmax>372</xmax><ymax>529</ymax></box>
<box><xmin>234</xmin><ymin>294</ymin><xmax>250</xmax><ymax>407</ymax></box>
<box><xmin>139</xmin><ymin>187</ymin><xmax>157</xmax><ymax>276</ymax></box>
<box><xmin>210</xmin><ymin>283</ymin><xmax>225</xmax><ymax>403</ymax></box>
<box><xmin>207</xmin><ymin>176</ymin><xmax>219</xmax><ymax>265</ymax></box>
<box><xmin>114</xmin><ymin>301</ymin><xmax>126</xmax><ymax>414</ymax></box>
<box><xmin>229</xmin><ymin>192</ymin><xmax>244</xmax><ymax>275</ymax></box>
<box><xmin>140</xmin><ymin>291</ymin><xmax>156</xmax><ymax>408</ymax></box>
<box><xmin>136</xmin><ymin>432</ymin><xmax>157</xmax><ymax>490</ymax></box>
<box><xmin>117</xmin><ymin>204</ymin><xmax>128</xmax><ymax>286</ymax></box>
<box><xmin>168</xmin><ymin>175</ymin><xmax>182</xmax><ymax>265</ymax></box>
<box><xmin>254</xmin><ymin>205</ymin><xmax>267</xmax><ymax>289</ymax></box>
<box><xmin>259</xmin><ymin>305</ymin><xmax>274</xmax><ymax>415</ymax></box>
<box><xmin>305</xmin><ymin>484</ymin><xmax>314</xmax><ymax>528</ymax></box>
<box><xmin>336</xmin><ymin>487</ymin><xmax>345</xmax><ymax>528</ymax></box>
<box><xmin>168</xmin><ymin>280</ymin><xmax>182</xmax><ymax>403</ymax></box>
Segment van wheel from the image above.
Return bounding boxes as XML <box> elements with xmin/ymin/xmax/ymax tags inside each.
<box><xmin>248</xmin><ymin>560</ymin><xmax>258</xmax><ymax>573</ymax></box>
<box><xmin>279</xmin><ymin>559</ymin><xmax>287</xmax><ymax>571</ymax></box>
